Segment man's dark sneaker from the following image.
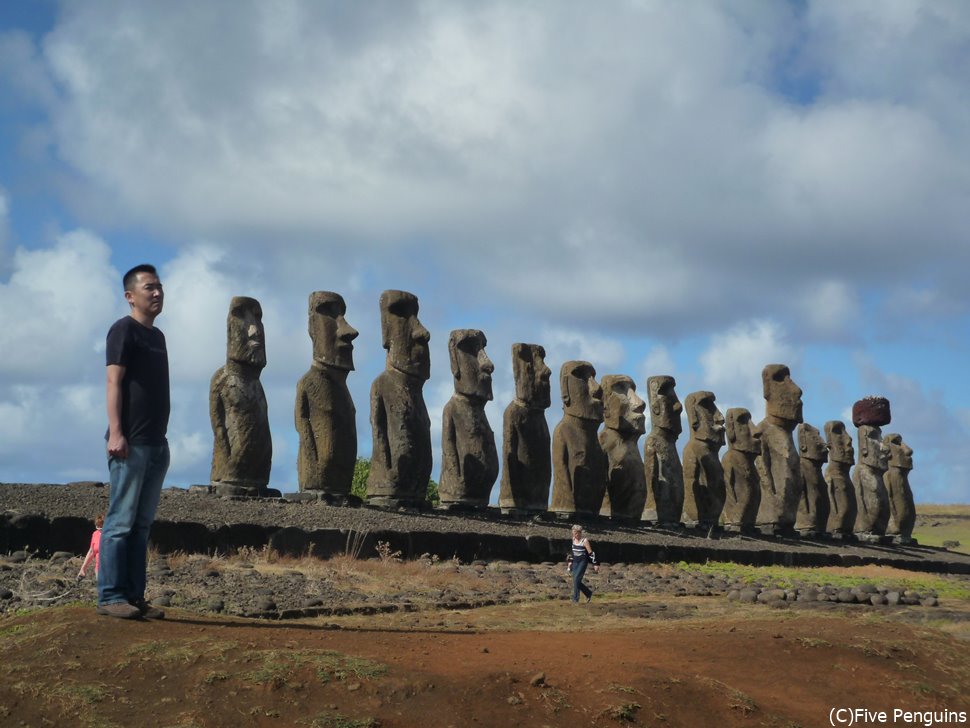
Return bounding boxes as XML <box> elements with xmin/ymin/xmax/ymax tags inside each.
<box><xmin>96</xmin><ymin>602</ymin><xmax>141</xmax><ymax>619</ymax></box>
<box><xmin>131</xmin><ymin>599</ymin><xmax>165</xmax><ymax>620</ymax></box>
<box><xmin>586</xmin><ymin>588</ymin><xmax>594</xmax><ymax>603</ymax></box>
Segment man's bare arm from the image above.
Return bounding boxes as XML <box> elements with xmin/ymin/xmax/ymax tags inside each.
<box><xmin>106</xmin><ymin>364</ymin><xmax>128</xmax><ymax>459</ymax></box>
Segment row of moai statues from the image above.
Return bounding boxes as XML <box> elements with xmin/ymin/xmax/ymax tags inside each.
<box><xmin>207</xmin><ymin>292</ymin><xmax>916</xmax><ymax>543</ymax></box>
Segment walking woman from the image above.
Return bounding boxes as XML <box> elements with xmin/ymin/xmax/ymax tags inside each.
<box><xmin>566</xmin><ymin>524</ymin><xmax>599</xmax><ymax>603</ymax></box>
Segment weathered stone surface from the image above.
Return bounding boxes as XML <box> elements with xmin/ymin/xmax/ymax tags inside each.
<box><xmin>796</xmin><ymin>423</ymin><xmax>830</xmax><ymax>535</ymax></box>
<box><xmin>853</xmin><ymin>424</ymin><xmax>891</xmax><ymax>535</ymax></box>
<box><xmin>824</xmin><ymin>421</ymin><xmax>857</xmax><ymax>535</ymax></box>
<box><xmin>598</xmin><ymin>375</ymin><xmax>647</xmax><ymax>521</ymax></box>
<box><xmin>682</xmin><ymin>391</ymin><xmax>725</xmax><ymax>529</ymax></box>
<box><xmin>643</xmin><ymin>375</ymin><xmax>684</xmax><ymax>526</ymax></box>
<box><xmin>852</xmin><ymin>396</ymin><xmax>891</xmax><ymax>427</ymax></box>
<box><xmin>883</xmin><ymin>433</ymin><xmax>915</xmax><ymax>540</ymax></box>
<box><xmin>550</xmin><ymin>361</ymin><xmax>607</xmax><ymax>517</ymax></box>
<box><xmin>439</xmin><ymin>329</ymin><xmax>499</xmax><ymax>509</ymax></box>
<box><xmin>295</xmin><ymin>292</ymin><xmax>358</xmax><ymax>495</ymax></box>
<box><xmin>210</xmin><ymin>297</ymin><xmax>272</xmax><ymax>497</ymax></box>
<box><xmin>366</xmin><ymin>290</ymin><xmax>432</xmax><ymax>507</ymax></box>
<box><xmin>755</xmin><ymin>364</ymin><xmax>803</xmax><ymax>531</ymax></box>
<box><xmin>499</xmin><ymin>344</ymin><xmax>552</xmax><ymax>513</ymax></box>
<box><xmin>722</xmin><ymin>408</ymin><xmax>762</xmax><ymax>529</ymax></box>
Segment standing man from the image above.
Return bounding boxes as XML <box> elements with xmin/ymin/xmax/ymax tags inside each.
<box><xmin>99</xmin><ymin>264</ymin><xmax>170</xmax><ymax>619</ymax></box>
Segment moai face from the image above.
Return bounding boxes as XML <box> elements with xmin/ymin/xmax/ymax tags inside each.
<box><xmin>725</xmin><ymin>408</ymin><xmax>761</xmax><ymax>454</ymax></box>
<box><xmin>512</xmin><ymin>343</ymin><xmax>551</xmax><ymax>409</ymax></box>
<box><xmin>858</xmin><ymin>424</ymin><xmax>890</xmax><ymax>470</ymax></box>
<box><xmin>227</xmin><ymin>296</ymin><xmax>266</xmax><ymax>369</ymax></box>
<box><xmin>825</xmin><ymin>421</ymin><xmax>854</xmax><ymax>464</ymax></box>
<box><xmin>647</xmin><ymin>375</ymin><xmax>682</xmax><ymax>436</ymax></box>
<box><xmin>601</xmin><ymin>374</ymin><xmax>646</xmax><ymax>436</ymax></box>
<box><xmin>380</xmin><ymin>290</ymin><xmax>430</xmax><ymax>380</ymax></box>
<box><xmin>797</xmin><ymin>423</ymin><xmax>829</xmax><ymax>464</ymax></box>
<box><xmin>762</xmin><ymin>364</ymin><xmax>803</xmax><ymax>425</ymax></box>
<box><xmin>308</xmin><ymin>291</ymin><xmax>358</xmax><ymax>371</ymax></box>
<box><xmin>883</xmin><ymin>433</ymin><xmax>914</xmax><ymax>470</ymax></box>
<box><xmin>560</xmin><ymin>360</ymin><xmax>603</xmax><ymax>421</ymax></box>
<box><xmin>450</xmin><ymin>329</ymin><xmax>494</xmax><ymax>401</ymax></box>
<box><xmin>685</xmin><ymin>390</ymin><xmax>725</xmax><ymax>446</ymax></box>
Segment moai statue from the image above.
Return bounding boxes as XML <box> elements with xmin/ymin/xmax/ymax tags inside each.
<box><xmin>721</xmin><ymin>408</ymin><xmax>762</xmax><ymax>531</ymax></box>
<box><xmin>852</xmin><ymin>396</ymin><xmax>892</xmax><ymax>538</ymax></box>
<box><xmin>682</xmin><ymin>391</ymin><xmax>726</xmax><ymax>530</ymax></box>
<box><xmin>795</xmin><ymin>423</ymin><xmax>830</xmax><ymax>536</ymax></box>
<box><xmin>439</xmin><ymin>329</ymin><xmax>499</xmax><ymax>509</ymax></box>
<box><xmin>366</xmin><ymin>290</ymin><xmax>432</xmax><ymax>508</ymax></box>
<box><xmin>598</xmin><ymin>375</ymin><xmax>647</xmax><ymax>522</ymax></box>
<box><xmin>550</xmin><ymin>361</ymin><xmax>607</xmax><ymax>517</ymax></box>
<box><xmin>210</xmin><ymin>296</ymin><xmax>272</xmax><ymax>497</ymax></box>
<box><xmin>295</xmin><ymin>292</ymin><xmax>358</xmax><ymax>500</ymax></box>
<box><xmin>883</xmin><ymin>433</ymin><xmax>916</xmax><ymax>543</ymax></box>
<box><xmin>642</xmin><ymin>375</ymin><xmax>684</xmax><ymax>527</ymax></box>
<box><xmin>824</xmin><ymin>420</ymin><xmax>857</xmax><ymax>537</ymax></box>
<box><xmin>755</xmin><ymin>364</ymin><xmax>804</xmax><ymax>534</ymax></box>
<box><xmin>499</xmin><ymin>344</ymin><xmax>552</xmax><ymax>514</ymax></box>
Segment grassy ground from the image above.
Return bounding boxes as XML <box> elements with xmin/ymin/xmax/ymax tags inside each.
<box><xmin>913</xmin><ymin>503</ymin><xmax>970</xmax><ymax>554</ymax></box>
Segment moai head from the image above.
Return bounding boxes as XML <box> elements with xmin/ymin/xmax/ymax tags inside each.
<box><xmin>762</xmin><ymin>364</ymin><xmax>803</xmax><ymax>426</ymax></box>
<box><xmin>308</xmin><ymin>291</ymin><xmax>358</xmax><ymax>371</ymax></box>
<box><xmin>825</xmin><ymin>421</ymin><xmax>854</xmax><ymax>465</ymax></box>
<box><xmin>601</xmin><ymin>374</ymin><xmax>646</xmax><ymax>436</ymax></box>
<box><xmin>560</xmin><ymin>360</ymin><xmax>603</xmax><ymax>421</ymax></box>
<box><xmin>725</xmin><ymin>408</ymin><xmax>761</xmax><ymax>454</ymax></box>
<box><xmin>685</xmin><ymin>391</ymin><xmax>725</xmax><ymax>446</ymax></box>
<box><xmin>379</xmin><ymin>290</ymin><xmax>430</xmax><ymax>380</ymax></box>
<box><xmin>797</xmin><ymin>423</ymin><xmax>828</xmax><ymax>464</ymax></box>
<box><xmin>512</xmin><ymin>343</ymin><xmax>551</xmax><ymax>409</ymax></box>
<box><xmin>227</xmin><ymin>296</ymin><xmax>266</xmax><ymax>370</ymax></box>
<box><xmin>647</xmin><ymin>375</ymin><xmax>682</xmax><ymax>436</ymax></box>
<box><xmin>858</xmin><ymin>424</ymin><xmax>890</xmax><ymax>471</ymax></box>
<box><xmin>449</xmin><ymin>329</ymin><xmax>494</xmax><ymax>402</ymax></box>
<box><xmin>883</xmin><ymin>433</ymin><xmax>914</xmax><ymax>471</ymax></box>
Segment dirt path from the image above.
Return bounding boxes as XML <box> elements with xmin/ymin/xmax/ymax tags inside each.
<box><xmin>2</xmin><ymin>599</ymin><xmax>967</xmax><ymax>727</ymax></box>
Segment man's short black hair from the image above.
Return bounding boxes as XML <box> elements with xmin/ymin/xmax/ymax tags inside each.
<box><xmin>123</xmin><ymin>264</ymin><xmax>158</xmax><ymax>291</ymax></box>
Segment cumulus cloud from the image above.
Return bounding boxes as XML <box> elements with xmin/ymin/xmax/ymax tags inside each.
<box><xmin>540</xmin><ymin>326</ymin><xmax>625</xmax><ymax>374</ymax></box>
<box><xmin>640</xmin><ymin>345</ymin><xmax>677</xmax><ymax>382</ymax></box>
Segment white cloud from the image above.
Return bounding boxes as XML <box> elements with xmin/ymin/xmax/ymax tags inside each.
<box><xmin>798</xmin><ymin>279</ymin><xmax>861</xmax><ymax>340</ymax></box>
<box><xmin>540</xmin><ymin>326</ymin><xmax>625</xmax><ymax>375</ymax></box>
<box><xmin>0</xmin><ymin>188</ymin><xmax>8</xmax><ymax>265</ymax></box>
<box><xmin>640</xmin><ymin>345</ymin><xmax>677</xmax><ymax>381</ymax></box>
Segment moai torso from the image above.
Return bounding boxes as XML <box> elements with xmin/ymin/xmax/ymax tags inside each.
<box><xmin>551</xmin><ymin>361</ymin><xmax>607</xmax><ymax>516</ymax></box>
<box><xmin>721</xmin><ymin>408</ymin><xmax>761</xmax><ymax>528</ymax></box>
<box><xmin>682</xmin><ymin>391</ymin><xmax>725</xmax><ymax>529</ymax></box>
<box><xmin>883</xmin><ymin>433</ymin><xmax>915</xmax><ymax>539</ymax></box>
<box><xmin>210</xmin><ymin>297</ymin><xmax>272</xmax><ymax>497</ymax></box>
<box><xmin>853</xmin><ymin>424</ymin><xmax>890</xmax><ymax>535</ymax></box>
<box><xmin>499</xmin><ymin>344</ymin><xmax>552</xmax><ymax>512</ymax></box>
<box><xmin>642</xmin><ymin>375</ymin><xmax>684</xmax><ymax>526</ymax></box>
<box><xmin>295</xmin><ymin>292</ymin><xmax>358</xmax><ymax>495</ymax></box>
<box><xmin>755</xmin><ymin>364</ymin><xmax>804</xmax><ymax>530</ymax></box>
<box><xmin>824</xmin><ymin>421</ymin><xmax>857</xmax><ymax>534</ymax></box>
<box><xmin>366</xmin><ymin>291</ymin><xmax>432</xmax><ymax>506</ymax></box>
<box><xmin>795</xmin><ymin>423</ymin><xmax>830</xmax><ymax>534</ymax></box>
<box><xmin>439</xmin><ymin>330</ymin><xmax>498</xmax><ymax>508</ymax></box>
<box><xmin>598</xmin><ymin>374</ymin><xmax>647</xmax><ymax>521</ymax></box>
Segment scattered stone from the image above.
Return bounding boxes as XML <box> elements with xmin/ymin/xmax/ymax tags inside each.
<box><xmin>921</xmin><ymin>597</ymin><xmax>939</xmax><ymax>607</ymax></box>
<box><xmin>530</xmin><ymin>673</ymin><xmax>546</xmax><ymax>687</ymax></box>
<box><xmin>0</xmin><ymin>588</ymin><xmax>13</xmax><ymax>600</ymax></box>
<box><xmin>206</xmin><ymin>599</ymin><xmax>225</xmax><ymax>613</ymax></box>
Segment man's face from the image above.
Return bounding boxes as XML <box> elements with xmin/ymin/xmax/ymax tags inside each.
<box><xmin>764</xmin><ymin>365</ymin><xmax>804</xmax><ymax>424</ymax></box>
<box><xmin>451</xmin><ymin>330</ymin><xmax>494</xmax><ymax>401</ymax></box>
<box><xmin>603</xmin><ymin>376</ymin><xmax>646</xmax><ymax>436</ymax></box>
<box><xmin>309</xmin><ymin>295</ymin><xmax>357</xmax><ymax>371</ymax></box>
<box><xmin>648</xmin><ymin>376</ymin><xmax>682</xmax><ymax>435</ymax></box>
<box><xmin>227</xmin><ymin>297</ymin><xmax>266</xmax><ymax>369</ymax></box>
<box><xmin>562</xmin><ymin>361</ymin><xmax>603</xmax><ymax>422</ymax></box>
<box><xmin>727</xmin><ymin>409</ymin><xmax>761</xmax><ymax>455</ymax></box>
<box><xmin>513</xmin><ymin>344</ymin><xmax>551</xmax><ymax>409</ymax></box>
<box><xmin>125</xmin><ymin>272</ymin><xmax>164</xmax><ymax>319</ymax></box>
<box><xmin>826</xmin><ymin>422</ymin><xmax>855</xmax><ymax>464</ymax></box>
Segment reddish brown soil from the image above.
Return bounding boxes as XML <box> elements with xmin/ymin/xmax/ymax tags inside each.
<box><xmin>1</xmin><ymin>600</ymin><xmax>967</xmax><ymax>727</ymax></box>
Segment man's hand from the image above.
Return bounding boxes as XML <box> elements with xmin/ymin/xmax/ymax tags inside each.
<box><xmin>107</xmin><ymin>432</ymin><xmax>128</xmax><ymax>459</ymax></box>
<box><xmin>593</xmin><ymin>565</ymin><xmax>599</xmax><ymax>573</ymax></box>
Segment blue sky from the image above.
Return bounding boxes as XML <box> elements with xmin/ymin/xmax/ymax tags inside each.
<box><xmin>0</xmin><ymin>1</ymin><xmax>967</xmax><ymax>503</ymax></box>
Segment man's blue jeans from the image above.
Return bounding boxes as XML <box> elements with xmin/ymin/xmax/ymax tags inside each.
<box><xmin>98</xmin><ymin>443</ymin><xmax>169</xmax><ymax>606</ymax></box>
<box><xmin>571</xmin><ymin>560</ymin><xmax>592</xmax><ymax>602</ymax></box>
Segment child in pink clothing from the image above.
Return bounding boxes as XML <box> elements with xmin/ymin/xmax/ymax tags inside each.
<box><xmin>78</xmin><ymin>515</ymin><xmax>104</xmax><ymax>578</ymax></box>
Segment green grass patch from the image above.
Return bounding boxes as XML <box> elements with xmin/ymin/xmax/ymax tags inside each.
<box><xmin>307</xmin><ymin>713</ymin><xmax>380</xmax><ymax>728</ymax></box>
<box><xmin>911</xmin><ymin>523</ymin><xmax>970</xmax><ymax>554</ymax></box>
<box><xmin>241</xmin><ymin>649</ymin><xmax>387</xmax><ymax>688</ymax></box>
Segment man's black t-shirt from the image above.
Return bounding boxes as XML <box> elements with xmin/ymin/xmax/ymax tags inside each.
<box><xmin>105</xmin><ymin>316</ymin><xmax>170</xmax><ymax>445</ymax></box>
